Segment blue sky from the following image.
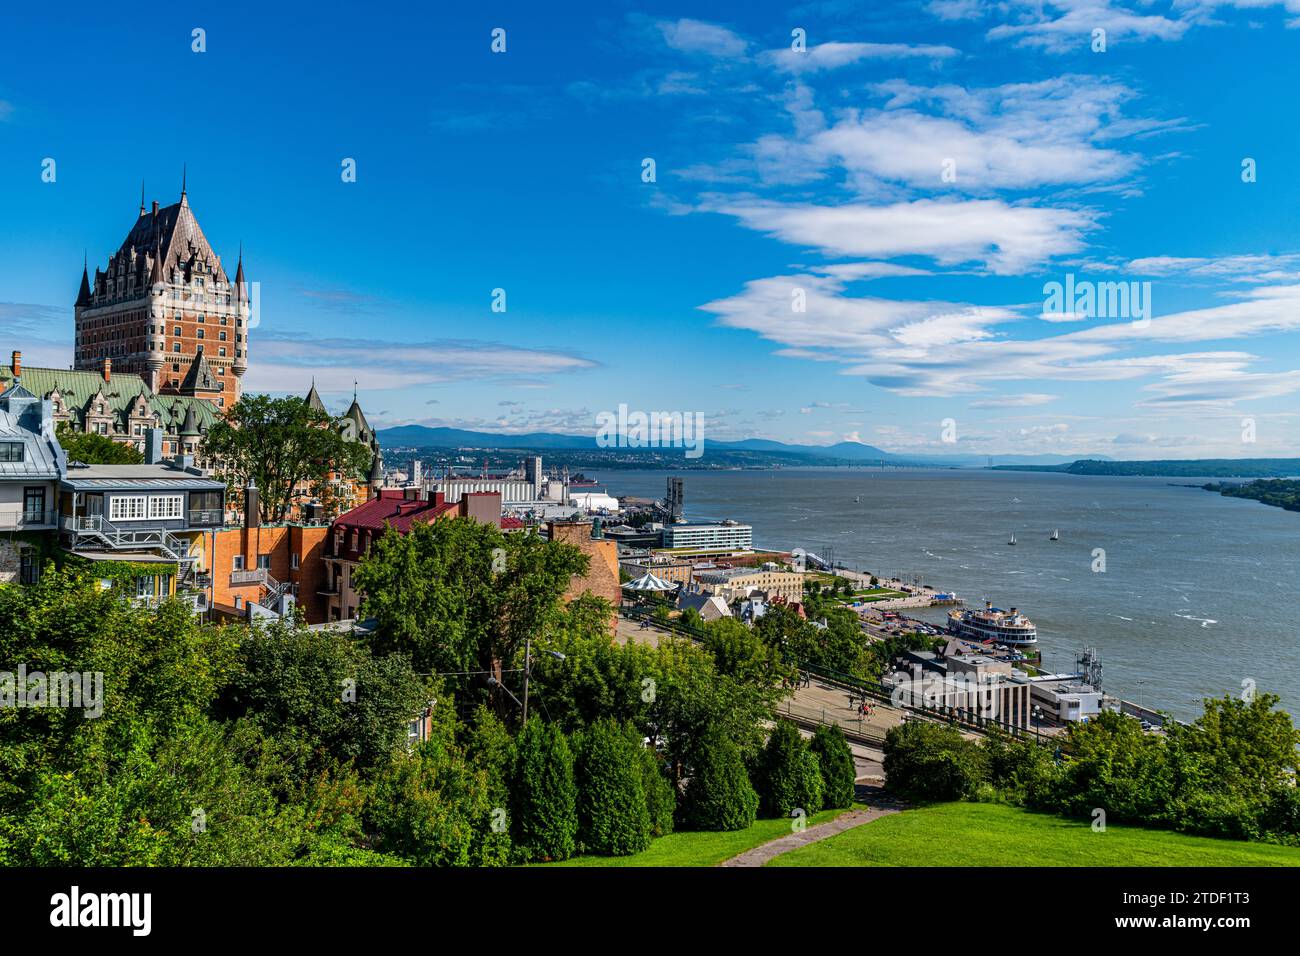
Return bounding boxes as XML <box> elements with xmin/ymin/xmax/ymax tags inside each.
<box><xmin>4</xmin><ymin>0</ymin><xmax>1300</xmax><ymax>458</ymax></box>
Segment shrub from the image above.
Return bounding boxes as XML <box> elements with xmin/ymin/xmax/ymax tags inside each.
<box><xmin>679</xmin><ymin>727</ymin><xmax>759</xmax><ymax>831</ymax></box>
<box><xmin>756</xmin><ymin>720</ymin><xmax>825</xmax><ymax>818</ymax></box>
<box><xmin>883</xmin><ymin>721</ymin><xmax>987</xmax><ymax>802</ymax></box>
<box><xmin>638</xmin><ymin>744</ymin><xmax>676</xmax><ymax>837</ymax></box>
<box><xmin>367</xmin><ymin>738</ymin><xmax>500</xmax><ymax>867</ymax></box>
<box><xmin>809</xmin><ymin>725</ymin><xmax>857</xmax><ymax>809</ymax></box>
<box><xmin>510</xmin><ymin>718</ymin><xmax>578</xmax><ymax>862</ymax></box>
<box><xmin>575</xmin><ymin>720</ymin><xmax>651</xmax><ymax>856</ymax></box>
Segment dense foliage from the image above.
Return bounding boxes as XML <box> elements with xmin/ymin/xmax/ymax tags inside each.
<box><xmin>574</xmin><ymin>719</ymin><xmax>652</xmax><ymax>856</ymax></box>
<box><xmin>882</xmin><ymin>699</ymin><xmax>1300</xmax><ymax>844</ymax></box>
<box><xmin>809</xmin><ymin>725</ymin><xmax>857</xmax><ymax>810</ymax></box>
<box><xmin>1206</xmin><ymin>478</ymin><xmax>1300</xmax><ymax>513</ymax></box>
<box><xmin>755</xmin><ymin>719</ymin><xmax>824</xmax><ymax>818</ymax></box>
<box><xmin>678</xmin><ymin>726</ymin><xmax>760</xmax><ymax>832</ymax></box>
<box><xmin>204</xmin><ymin>394</ymin><xmax>372</xmax><ymax>522</ymax></box>
<box><xmin>509</xmin><ymin>717</ymin><xmax>578</xmax><ymax>862</ymax></box>
<box><xmin>55</xmin><ymin>421</ymin><xmax>144</xmax><ymax>465</ymax></box>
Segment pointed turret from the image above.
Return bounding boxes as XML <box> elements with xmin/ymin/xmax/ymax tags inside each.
<box><xmin>76</xmin><ymin>254</ymin><xmax>92</xmax><ymax>307</ymax></box>
<box><xmin>178</xmin><ymin>346</ymin><xmax>220</xmax><ymax>396</ymax></box>
<box><xmin>179</xmin><ymin>404</ymin><xmax>201</xmax><ymax>438</ymax></box>
<box><xmin>234</xmin><ymin>243</ymin><xmax>247</xmax><ymax>302</ymax></box>
<box><xmin>304</xmin><ymin>379</ymin><xmax>328</xmax><ymax>414</ymax></box>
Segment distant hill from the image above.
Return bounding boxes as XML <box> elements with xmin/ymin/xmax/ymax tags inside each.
<box><xmin>375</xmin><ymin>425</ymin><xmax>892</xmax><ymax>460</ymax></box>
<box><xmin>995</xmin><ymin>458</ymin><xmax>1300</xmax><ymax>478</ymax></box>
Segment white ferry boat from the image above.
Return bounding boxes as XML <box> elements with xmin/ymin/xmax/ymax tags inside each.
<box><xmin>947</xmin><ymin>600</ymin><xmax>1038</xmax><ymax>646</ymax></box>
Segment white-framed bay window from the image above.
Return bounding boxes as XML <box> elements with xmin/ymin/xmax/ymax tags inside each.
<box><xmin>148</xmin><ymin>495</ymin><xmax>185</xmax><ymax>520</ymax></box>
<box><xmin>109</xmin><ymin>495</ymin><xmax>148</xmax><ymax>522</ymax></box>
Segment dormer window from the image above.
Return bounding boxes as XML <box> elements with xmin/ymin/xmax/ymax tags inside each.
<box><xmin>0</xmin><ymin>442</ymin><xmax>24</xmax><ymax>463</ymax></box>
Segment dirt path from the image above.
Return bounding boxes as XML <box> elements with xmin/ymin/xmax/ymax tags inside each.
<box><xmin>719</xmin><ymin>788</ymin><xmax>903</xmax><ymax>868</ymax></box>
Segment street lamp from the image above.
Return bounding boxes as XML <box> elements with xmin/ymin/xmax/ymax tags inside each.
<box><xmin>506</xmin><ymin>639</ymin><xmax>566</xmax><ymax>724</ymax></box>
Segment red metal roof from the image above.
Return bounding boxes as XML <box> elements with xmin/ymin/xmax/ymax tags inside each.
<box><xmin>333</xmin><ymin>490</ymin><xmax>456</xmax><ymax>534</ymax></box>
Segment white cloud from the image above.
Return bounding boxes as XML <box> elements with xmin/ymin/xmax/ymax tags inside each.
<box><xmin>765</xmin><ymin>41</ymin><xmax>960</xmax><ymax>73</ymax></box>
<box><xmin>708</xmin><ymin>197</ymin><xmax>1094</xmax><ymax>274</ymax></box>
<box><xmin>984</xmin><ymin>1</ymin><xmax>1191</xmax><ymax>52</ymax></box>
<box><xmin>970</xmin><ymin>393</ymin><xmax>1061</xmax><ymax>408</ymax></box>
<box><xmin>658</xmin><ymin>19</ymin><xmax>748</xmax><ymax>57</ymax></box>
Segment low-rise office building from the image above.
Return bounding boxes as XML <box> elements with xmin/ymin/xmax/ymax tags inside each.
<box><xmin>660</xmin><ymin>521</ymin><xmax>752</xmax><ymax>552</ymax></box>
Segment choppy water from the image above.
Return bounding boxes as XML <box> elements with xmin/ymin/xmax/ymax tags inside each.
<box><xmin>592</xmin><ymin>467</ymin><xmax>1300</xmax><ymax>723</ymax></box>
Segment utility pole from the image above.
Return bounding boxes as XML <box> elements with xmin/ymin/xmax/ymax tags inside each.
<box><xmin>522</xmin><ymin>638</ymin><xmax>531</xmax><ymax>724</ymax></box>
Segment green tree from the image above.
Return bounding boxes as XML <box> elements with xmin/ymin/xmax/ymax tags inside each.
<box><xmin>214</xmin><ymin>619</ymin><xmax>430</xmax><ymax>778</ymax></box>
<box><xmin>756</xmin><ymin>719</ymin><xmax>824</xmax><ymax>818</ymax></box>
<box><xmin>638</xmin><ymin>743</ymin><xmax>676</xmax><ymax>838</ymax></box>
<box><xmin>55</xmin><ymin>421</ymin><xmax>144</xmax><ymax>464</ymax></box>
<box><xmin>883</xmin><ymin>721</ymin><xmax>988</xmax><ymax>803</ymax></box>
<box><xmin>810</xmin><ymin>724</ymin><xmax>857</xmax><ymax>809</ymax></box>
<box><xmin>204</xmin><ymin>394</ymin><xmax>371</xmax><ymax>522</ymax></box>
<box><xmin>678</xmin><ymin>726</ymin><xmax>759</xmax><ymax>832</ymax></box>
<box><xmin>574</xmin><ymin>719</ymin><xmax>652</xmax><ymax>856</ymax></box>
<box><xmin>511</xmin><ymin>718</ymin><xmax>578</xmax><ymax>861</ymax></box>
<box><xmin>352</xmin><ymin>517</ymin><xmax>590</xmax><ymax>683</ymax></box>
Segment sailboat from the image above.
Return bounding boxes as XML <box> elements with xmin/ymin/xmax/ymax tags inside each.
<box><xmin>1008</xmin><ymin>533</ymin><xmax>1017</xmax><ymax>546</ymax></box>
<box><xmin>853</xmin><ymin>495</ymin><xmax>861</xmax><ymax>503</ymax></box>
<box><xmin>1049</xmin><ymin>529</ymin><xmax>1059</xmax><ymax>541</ymax></box>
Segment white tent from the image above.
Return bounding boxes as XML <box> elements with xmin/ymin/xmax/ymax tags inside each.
<box><xmin>622</xmin><ymin>570</ymin><xmax>678</xmax><ymax>592</ymax></box>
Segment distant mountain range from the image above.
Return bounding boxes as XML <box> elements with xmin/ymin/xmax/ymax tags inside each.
<box><xmin>374</xmin><ymin>424</ymin><xmax>1091</xmax><ymax>467</ymax></box>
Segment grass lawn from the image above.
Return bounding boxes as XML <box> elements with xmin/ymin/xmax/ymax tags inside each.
<box><xmin>767</xmin><ymin>802</ymin><xmax>1300</xmax><ymax>867</ymax></box>
<box><xmin>539</xmin><ymin>807</ymin><xmax>854</xmax><ymax>867</ymax></box>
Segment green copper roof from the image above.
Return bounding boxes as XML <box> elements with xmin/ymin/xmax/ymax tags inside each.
<box><xmin>0</xmin><ymin>363</ymin><xmax>221</xmax><ymax>438</ymax></box>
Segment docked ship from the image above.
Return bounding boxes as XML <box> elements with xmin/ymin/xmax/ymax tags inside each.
<box><xmin>947</xmin><ymin>600</ymin><xmax>1038</xmax><ymax>646</ymax></box>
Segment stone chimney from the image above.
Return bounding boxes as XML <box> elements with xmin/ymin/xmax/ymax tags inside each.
<box><xmin>10</xmin><ymin>351</ymin><xmax>20</xmax><ymax>379</ymax></box>
<box><xmin>245</xmin><ymin>478</ymin><xmax>260</xmax><ymax>530</ymax></box>
<box><xmin>101</xmin><ymin>358</ymin><xmax>112</xmax><ymax>383</ymax></box>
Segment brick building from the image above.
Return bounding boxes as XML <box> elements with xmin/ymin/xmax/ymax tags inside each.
<box><xmin>75</xmin><ymin>185</ymin><xmax>249</xmax><ymax>408</ymax></box>
<box><xmin>321</xmin><ymin>489</ymin><xmax>503</xmax><ymax>622</ymax></box>
<box><xmin>548</xmin><ymin>520</ymin><xmax>621</xmax><ymax>632</ymax></box>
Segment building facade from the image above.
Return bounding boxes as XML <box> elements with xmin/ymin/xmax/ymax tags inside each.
<box><xmin>0</xmin><ymin>375</ymin><xmax>63</xmax><ymax>584</ymax></box>
<box><xmin>692</xmin><ymin>565</ymin><xmax>803</xmax><ymax>604</ymax></box>
<box><xmin>1</xmin><ymin>351</ymin><xmax>221</xmax><ymax>462</ymax></box>
<box><xmin>74</xmin><ymin>188</ymin><xmax>249</xmax><ymax>408</ymax></box>
<box><xmin>660</xmin><ymin>521</ymin><xmax>753</xmax><ymax>552</ymax></box>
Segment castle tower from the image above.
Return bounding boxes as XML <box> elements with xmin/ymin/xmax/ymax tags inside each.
<box><xmin>73</xmin><ymin>182</ymin><xmax>250</xmax><ymax>409</ymax></box>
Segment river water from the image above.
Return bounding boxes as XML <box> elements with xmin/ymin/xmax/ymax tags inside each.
<box><xmin>591</xmin><ymin>467</ymin><xmax>1300</xmax><ymax>723</ymax></box>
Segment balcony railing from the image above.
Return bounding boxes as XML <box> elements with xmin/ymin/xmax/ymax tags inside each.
<box><xmin>0</xmin><ymin>510</ymin><xmax>57</xmax><ymax>531</ymax></box>
<box><xmin>188</xmin><ymin>509</ymin><xmax>224</xmax><ymax>527</ymax></box>
<box><xmin>230</xmin><ymin>568</ymin><xmax>267</xmax><ymax>586</ymax></box>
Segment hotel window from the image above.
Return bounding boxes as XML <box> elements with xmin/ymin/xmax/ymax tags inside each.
<box><xmin>256</xmin><ymin>554</ymin><xmax>271</xmax><ymax>571</ymax></box>
<box><xmin>109</xmin><ymin>495</ymin><xmax>148</xmax><ymax>522</ymax></box>
<box><xmin>291</xmin><ymin>553</ymin><xmax>300</xmax><ymax>570</ymax></box>
<box><xmin>219</xmin><ymin>331</ymin><xmax>227</xmax><ymax>341</ymax></box>
<box><xmin>147</xmin><ymin>495</ymin><xmax>184</xmax><ymax>520</ymax></box>
<box><xmin>173</xmin><ymin>343</ymin><xmax>181</xmax><ymax>352</ymax></box>
<box><xmin>197</xmin><ymin>329</ymin><xmax>204</xmax><ymax>340</ymax></box>
<box><xmin>232</xmin><ymin>554</ymin><xmax>245</xmax><ymax>572</ymax></box>
<box><xmin>173</xmin><ymin>325</ymin><xmax>181</xmax><ymax>336</ymax></box>
<box><xmin>219</xmin><ymin>347</ymin><xmax>227</xmax><ymax>357</ymax></box>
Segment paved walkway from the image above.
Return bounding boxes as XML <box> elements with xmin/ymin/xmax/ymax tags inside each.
<box><xmin>719</xmin><ymin>789</ymin><xmax>903</xmax><ymax>868</ymax></box>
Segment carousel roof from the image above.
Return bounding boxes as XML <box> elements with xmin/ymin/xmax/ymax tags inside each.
<box><xmin>622</xmin><ymin>570</ymin><xmax>678</xmax><ymax>592</ymax></box>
